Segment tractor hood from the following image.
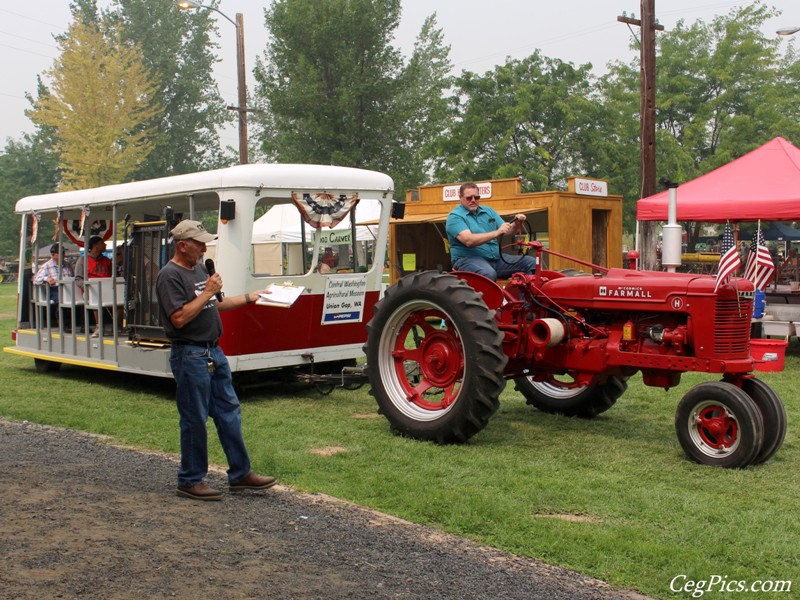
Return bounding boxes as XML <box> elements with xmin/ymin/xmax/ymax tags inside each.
<box><xmin>541</xmin><ymin>268</ymin><xmax>753</xmax><ymax>310</ymax></box>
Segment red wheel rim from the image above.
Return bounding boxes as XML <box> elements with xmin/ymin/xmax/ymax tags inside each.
<box><xmin>694</xmin><ymin>404</ymin><xmax>738</xmax><ymax>450</ymax></box>
<box><xmin>391</xmin><ymin>309</ymin><xmax>464</xmax><ymax>411</ymax></box>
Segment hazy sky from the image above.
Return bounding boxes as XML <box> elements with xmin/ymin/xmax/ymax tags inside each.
<box><xmin>2</xmin><ymin>1</ymin><xmax>799</xmax><ymax>149</ymax></box>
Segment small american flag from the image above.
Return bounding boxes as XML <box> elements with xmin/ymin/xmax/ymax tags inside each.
<box><xmin>714</xmin><ymin>222</ymin><xmax>741</xmax><ymax>292</ymax></box>
<box><xmin>744</xmin><ymin>227</ymin><xmax>775</xmax><ymax>290</ymax></box>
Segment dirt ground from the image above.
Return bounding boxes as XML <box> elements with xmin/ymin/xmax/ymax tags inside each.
<box><xmin>0</xmin><ymin>418</ymin><xmax>651</xmax><ymax>600</ymax></box>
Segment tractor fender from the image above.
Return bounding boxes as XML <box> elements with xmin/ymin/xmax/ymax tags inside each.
<box><xmin>452</xmin><ymin>271</ymin><xmax>507</xmax><ymax>310</ymax></box>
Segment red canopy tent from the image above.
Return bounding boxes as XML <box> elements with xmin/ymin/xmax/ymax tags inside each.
<box><xmin>636</xmin><ymin>137</ymin><xmax>800</xmax><ymax>223</ymax></box>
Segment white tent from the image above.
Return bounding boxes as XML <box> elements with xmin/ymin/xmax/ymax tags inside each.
<box><xmin>251</xmin><ymin>199</ymin><xmax>381</xmax><ymax>244</ymax></box>
<box><xmin>245</xmin><ymin>199</ymin><xmax>383</xmax><ymax>275</ymax></box>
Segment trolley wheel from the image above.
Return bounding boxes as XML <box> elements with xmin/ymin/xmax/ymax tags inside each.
<box><xmin>675</xmin><ymin>381</ymin><xmax>764</xmax><ymax>468</ymax></box>
<box><xmin>34</xmin><ymin>358</ymin><xmax>62</xmax><ymax>373</ymax></box>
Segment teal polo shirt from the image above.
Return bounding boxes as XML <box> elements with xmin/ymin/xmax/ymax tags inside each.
<box><xmin>445</xmin><ymin>203</ymin><xmax>502</xmax><ymax>261</ymax></box>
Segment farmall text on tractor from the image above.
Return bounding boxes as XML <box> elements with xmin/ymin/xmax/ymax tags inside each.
<box><xmin>364</xmin><ymin>233</ymin><xmax>786</xmax><ymax>470</ymax></box>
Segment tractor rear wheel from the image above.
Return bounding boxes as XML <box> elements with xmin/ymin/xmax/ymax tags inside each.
<box><xmin>514</xmin><ymin>374</ymin><xmax>627</xmax><ymax>418</ymax></box>
<box><xmin>675</xmin><ymin>381</ymin><xmax>764</xmax><ymax>468</ymax></box>
<box><xmin>365</xmin><ymin>271</ymin><xmax>507</xmax><ymax>443</ymax></box>
<box><xmin>740</xmin><ymin>378</ymin><xmax>787</xmax><ymax>465</ymax></box>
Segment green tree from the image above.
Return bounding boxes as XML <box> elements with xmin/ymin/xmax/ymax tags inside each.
<box><xmin>28</xmin><ymin>16</ymin><xmax>162</xmax><ymax>190</ymax></box>
<box><xmin>774</xmin><ymin>40</ymin><xmax>800</xmax><ymax>141</ymax></box>
<box><xmin>593</xmin><ymin>2</ymin><xmax>800</xmax><ymax>237</ymax></box>
<box><xmin>587</xmin><ymin>59</ymin><xmax>650</xmax><ymax>234</ymax></box>
<box><xmin>655</xmin><ymin>3</ymin><xmax>782</xmax><ymax>173</ymax></box>
<box><xmin>396</xmin><ymin>15</ymin><xmax>453</xmax><ymax>191</ymax></box>
<box><xmin>253</xmin><ymin>0</ymin><xmax>452</xmax><ymax>193</ymax></box>
<box><xmin>108</xmin><ymin>0</ymin><xmax>230</xmax><ymax>176</ymax></box>
<box><xmin>435</xmin><ymin>53</ymin><xmax>597</xmax><ymax>192</ymax></box>
<box><xmin>0</xmin><ymin>134</ymin><xmax>60</xmax><ymax>257</ymax></box>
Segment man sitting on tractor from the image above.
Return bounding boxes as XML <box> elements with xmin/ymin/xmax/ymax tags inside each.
<box><xmin>445</xmin><ymin>183</ymin><xmax>536</xmax><ymax>281</ymax></box>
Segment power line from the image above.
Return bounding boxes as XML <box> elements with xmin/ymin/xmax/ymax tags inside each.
<box><xmin>0</xmin><ymin>42</ymin><xmax>56</xmax><ymax>61</ymax></box>
<box><xmin>0</xmin><ymin>92</ymin><xmax>30</xmax><ymax>101</ymax></box>
<box><xmin>0</xmin><ymin>29</ymin><xmax>59</xmax><ymax>50</ymax></box>
<box><xmin>446</xmin><ymin>0</ymin><xmax>753</xmax><ymax>73</ymax></box>
<box><xmin>455</xmin><ymin>22</ymin><xmax>619</xmax><ymax>70</ymax></box>
<box><xmin>0</xmin><ymin>8</ymin><xmax>69</xmax><ymax>31</ymax></box>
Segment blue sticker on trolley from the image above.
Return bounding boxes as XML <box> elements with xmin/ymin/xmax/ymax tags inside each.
<box><xmin>323</xmin><ymin>311</ymin><xmax>361</xmax><ymax>323</ymax></box>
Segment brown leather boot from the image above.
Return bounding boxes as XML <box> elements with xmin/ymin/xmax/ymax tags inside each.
<box><xmin>176</xmin><ymin>483</ymin><xmax>224</xmax><ymax>501</ymax></box>
<box><xmin>229</xmin><ymin>472</ymin><xmax>277</xmax><ymax>491</ymax></box>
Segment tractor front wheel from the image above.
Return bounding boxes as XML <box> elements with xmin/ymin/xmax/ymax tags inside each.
<box><xmin>365</xmin><ymin>271</ymin><xmax>507</xmax><ymax>443</ymax></box>
<box><xmin>740</xmin><ymin>378</ymin><xmax>787</xmax><ymax>465</ymax></box>
<box><xmin>675</xmin><ymin>381</ymin><xmax>764</xmax><ymax>468</ymax></box>
<box><xmin>514</xmin><ymin>374</ymin><xmax>627</xmax><ymax>418</ymax></box>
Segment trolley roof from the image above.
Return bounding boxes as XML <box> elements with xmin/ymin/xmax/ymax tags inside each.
<box><xmin>15</xmin><ymin>163</ymin><xmax>395</xmax><ymax>214</ymax></box>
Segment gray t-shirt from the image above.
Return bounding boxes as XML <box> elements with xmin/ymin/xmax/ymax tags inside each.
<box><xmin>156</xmin><ymin>260</ymin><xmax>223</xmax><ymax>343</ymax></box>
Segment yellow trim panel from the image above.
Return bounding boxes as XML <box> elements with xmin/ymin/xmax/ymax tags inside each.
<box><xmin>3</xmin><ymin>347</ymin><xmax>120</xmax><ymax>371</ymax></box>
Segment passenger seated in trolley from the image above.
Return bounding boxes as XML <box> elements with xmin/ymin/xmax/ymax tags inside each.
<box><xmin>33</xmin><ymin>243</ymin><xmax>74</xmax><ymax>326</ymax></box>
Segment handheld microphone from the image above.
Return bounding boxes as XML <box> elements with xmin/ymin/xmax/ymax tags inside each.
<box><xmin>204</xmin><ymin>259</ymin><xmax>224</xmax><ymax>302</ymax></box>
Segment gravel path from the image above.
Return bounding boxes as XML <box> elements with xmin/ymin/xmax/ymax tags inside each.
<box><xmin>0</xmin><ymin>418</ymin><xmax>651</xmax><ymax>600</ymax></box>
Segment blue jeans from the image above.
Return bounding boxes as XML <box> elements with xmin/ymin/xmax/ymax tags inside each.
<box><xmin>170</xmin><ymin>344</ymin><xmax>251</xmax><ymax>487</ymax></box>
<box><xmin>453</xmin><ymin>254</ymin><xmax>537</xmax><ymax>281</ymax></box>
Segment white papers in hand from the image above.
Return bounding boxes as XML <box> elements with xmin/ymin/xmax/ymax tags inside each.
<box><xmin>255</xmin><ymin>284</ymin><xmax>305</xmax><ymax>307</ymax></box>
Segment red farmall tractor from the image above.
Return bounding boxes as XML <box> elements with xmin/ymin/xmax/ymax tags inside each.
<box><xmin>365</xmin><ymin>241</ymin><xmax>787</xmax><ymax>469</ymax></box>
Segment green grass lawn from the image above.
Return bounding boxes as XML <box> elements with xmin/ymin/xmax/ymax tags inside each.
<box><xmin>0</xmin><ymin>283</ymin><xmax>797</xmax><ymax>599</ymax></box>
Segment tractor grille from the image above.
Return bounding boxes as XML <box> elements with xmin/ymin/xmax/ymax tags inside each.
<box><xmin>713</xmin><ymin>298</ymin><xmax>752</xmax><ymax>355</ymax></box>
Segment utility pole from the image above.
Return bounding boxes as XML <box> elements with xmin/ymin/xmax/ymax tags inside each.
<box><xmin>177</xmin><ymin>2</ymin><xmax>253</xmax><ymax>165</ymax></box>
<box><xmin>233</xmin><ymin>13</ymin><xmax>249</xmax><ymax>165</ymax></box>
<box><xmin>618</xmin><ymin>1</ymin><xmax>664</xmax><ymax>270</ymax></box>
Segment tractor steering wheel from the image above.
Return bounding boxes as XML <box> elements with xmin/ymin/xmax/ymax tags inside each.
<box><xmin>498</xmin><ymin>216</ymin><xmax>533</xmax><ymax>267</ymax></box>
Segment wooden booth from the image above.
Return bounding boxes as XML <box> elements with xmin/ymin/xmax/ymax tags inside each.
<box><xmin>388</xmin><ymin>176</ymin><xmax>623</xmax><ymax>283</ymax></box>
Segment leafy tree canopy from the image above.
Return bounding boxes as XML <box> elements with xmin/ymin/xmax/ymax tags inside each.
<box><xmin>3</xmin><ymin>0</ymin><xmax>799</xmax><ymax>245</ymax></box>
<box><xmin>253</xmin><ymin>0</ymin><xmax>452</xmax><ymax>194</ymax></box>
<box><xmin>0</xmin><ymin>134</ymin><xmax>60</xmax><ymax>258</ymax></box>
<box><xmin>108</xmin><ymin>0</ymin><xmax>230</xmax><ymax>176</ymax></box>
<box><xmin>28</xmin><ymin>16</ymin><xmax>162</xmax><ymax>190</ymax></box>
<box><xmin>593</xmin><ymin>1</ymin><xmax>800</xmax><ymax>234</ymax></box>
<box><xmin>435</xmin><ymin>52</ymin><xmax>596</xmax><ymax>192</ymax></box>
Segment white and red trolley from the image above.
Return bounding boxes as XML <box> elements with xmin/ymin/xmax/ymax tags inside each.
<box><xmin>6</xmin><ymin>164</ymin><xmax>395</xmax><ymax>383</ymax></box>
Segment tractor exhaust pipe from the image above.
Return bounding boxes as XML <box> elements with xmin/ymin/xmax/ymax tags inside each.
<box><xmin>530</xmin><ymin>318</ymin><xmax>566</xmax><ymax>347</ymax></box>
<box><xmin>661</xmin><ymin>182</ymin><xmax>682</xmax><ymax>272</ymax></box>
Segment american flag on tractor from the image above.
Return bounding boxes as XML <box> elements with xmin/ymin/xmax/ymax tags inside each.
<box><xmin>714</xmin><ymin>221</ymin><xmax>741</xmax><ymax>292</ymax></box>
<box><xmin>744</xmin><ymin>228</ymin><xmax>775</xmax><ymax>290</ymax></box>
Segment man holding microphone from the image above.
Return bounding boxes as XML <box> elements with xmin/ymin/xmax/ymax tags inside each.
<box><xmin>156</xmin><ymin>220</ymin><xmax>275</xmax><ymax>501</ymax></box>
